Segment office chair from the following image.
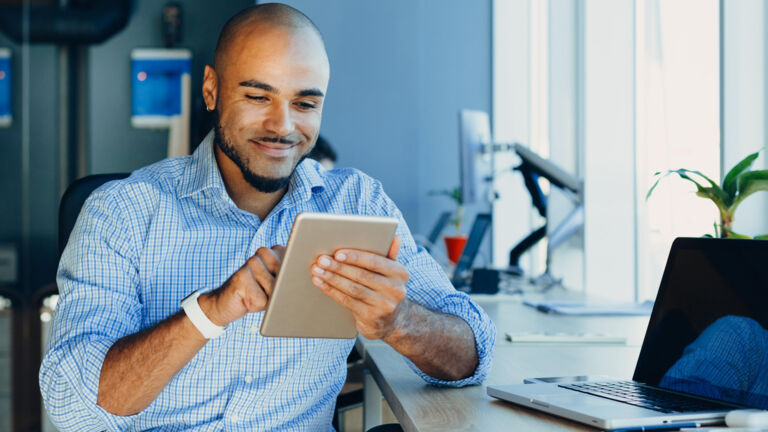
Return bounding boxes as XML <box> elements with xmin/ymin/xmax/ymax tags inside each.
<box><xmin>333</xmin><ymin>346</ymin><xmax>365</xmax><ymax>431</ymax></box>
<box><xmin>36</xmin><ymin>173</ymin><xmax>130</xmax><ymax>304</ymax></box>
<box><xmin>58</xmin><ymin>173</ymin><xmax>130</xmax><ymax>257</ymax></box>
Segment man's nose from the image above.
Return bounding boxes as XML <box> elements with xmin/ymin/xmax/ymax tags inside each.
<box><xmin>263</xmin><ymin>102</ymin><xmax>295</xmax><ymax>137</ymax></box>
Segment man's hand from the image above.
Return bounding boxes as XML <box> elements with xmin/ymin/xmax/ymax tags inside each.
<box><xmin>311</xmin><ymin>235</ymin><xmax>479</xmax><ymax>381</ymax></box>
<box><xmin>311</xmin><ymin>236</ymin><xmax>409</xmax><ymax>340</ymax></box>
<box><xmin>199</xmin><ymin>245</ymin><xmax>286</xmax><ymax>326</ymax></box>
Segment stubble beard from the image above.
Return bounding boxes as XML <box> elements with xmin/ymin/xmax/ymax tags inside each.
<box><xmin>213</xmin><ymin>113</ymin><xmax>307</xmax><ymax>194</ymax></box>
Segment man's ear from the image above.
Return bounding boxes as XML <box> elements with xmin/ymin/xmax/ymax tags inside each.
<box><xmin>202</xmin><ymin>65</ymin><xmax>218</xmax><ymax>111</ymax></box>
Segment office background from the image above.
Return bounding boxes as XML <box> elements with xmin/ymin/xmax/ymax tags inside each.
<box><xmin>1</xmin><ymin>0</ymin><xmax>768</xmax><ymax>430</ymax></box>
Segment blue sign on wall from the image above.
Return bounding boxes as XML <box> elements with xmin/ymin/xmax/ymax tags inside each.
<box><xmin>131</xmin><ymin>49</ymin><xmax>191</xmax><ymax>127</ymax></box>
<box><xmin>0</xmin><ymin>48</ymin><xmax>11</xmax><ymax>127</ymax></box>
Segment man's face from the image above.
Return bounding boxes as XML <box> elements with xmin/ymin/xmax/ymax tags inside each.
<box><xmin>205</xmin><ymin>23</ymin><xmax>330</xmax><ymax>193</ymax></box>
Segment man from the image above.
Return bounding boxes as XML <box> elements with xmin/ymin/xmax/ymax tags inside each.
<box><xmin>40</xmin><ymin>3</ymin><xmax>495</xmax><ymax>431</ymax></box>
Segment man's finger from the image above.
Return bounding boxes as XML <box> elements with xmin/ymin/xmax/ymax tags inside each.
<box><xmin>256</xmin><ymin>247</ymin><xmax>281</xmax><ymax>274</ymax></box>
<box><xmin>312</xmin><ymin>275</ymin><xmax>371</xmax><ymax>314</ymax></box>
<box><xmin>315</xmin><ymin>255</ymin><xmax>400</xmax><ymax>297</ymax></box>
<box><xmin>312</xmin><ymin>263</ymin><xmax>376</xmax><ymax>305</ymax></box>
<box><xmin>387</xmin><ymin>235</ymin><xmax>401</xmax><ymax>261</ymax></box>
<box><xmin>270</xmin><ymin>244</ymin><xmax>287</xmax><ymax>261</ymax></box>
<box><xmin>245</xmin><ymin>255</ymin><xmax>275</xmax><ymax>297</ymax></box>
<box><xmin>331</xmin><ymin>248</ymin><xmax>404</xmax><ymax>279</ymax></box>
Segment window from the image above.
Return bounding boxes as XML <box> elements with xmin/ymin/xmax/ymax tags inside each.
<box><xmin>635</xmin><ymin>0</ymin><xmax>720</xmax><ymax>301</ymax></box>
<box><xmin>493</xmin><ymin>0</ymin><xmax>720</xmax><ymax>301</ymax></box>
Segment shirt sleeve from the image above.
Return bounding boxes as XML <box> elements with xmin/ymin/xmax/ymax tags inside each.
<box><xmin>659</xmin><ymin>315</ymin><xmax>767</xmax><ymax>403</ymax></box>
<box><xmin>39</xmin><ymin>186</ymin><xmax>144</xmax><ymax>431</ymax></box>
<box><xmin>363</xmin><ymin>178</ymin><xmax>497</xmax><ymax>387</ymax></box>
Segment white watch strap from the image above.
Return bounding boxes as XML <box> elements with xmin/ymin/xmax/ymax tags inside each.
<box><xmin>181</xmin><ymin>290</ymin><xmax>225</xmax><ymax>339</ymax></box>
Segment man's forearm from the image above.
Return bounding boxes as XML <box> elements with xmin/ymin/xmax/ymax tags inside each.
<box><xmin>96</xmin><ymin>249</ymin><xmax>282</xmax><ymax>416</ymax></box>
<box><xmin>383</xmin><ymin>300</ymin><xmax>478</xmax><ymax>381</ymax></box>
<box><xmin>97</xmin><ymin>304</ymin><xmax>209</xmax><ymax>415</ymax></box>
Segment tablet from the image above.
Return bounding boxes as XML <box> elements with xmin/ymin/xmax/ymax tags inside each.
<box><xmin>260</xmin><ymin>212</ymin><xmax>399</xmax><ymax>339</ymax></box>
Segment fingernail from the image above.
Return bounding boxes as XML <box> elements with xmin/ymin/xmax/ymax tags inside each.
<box><xmin>319</xmin><ymin>256</ymin><xmax>331</xmax><ymax>267</ymax></box>
<box><xmin>312</xmin><ymin>265</ymin><xmax>324</xmax><ymax>275</ymax></box>
<box><xmin>312</xmin><ymin>277</ymin><xmax>325</xmax><ymax>288</ymax></box>
<box><xmin>335</xmin><ymin>252</ymin><xmax>347</xmax><ymax>262</ymax></box>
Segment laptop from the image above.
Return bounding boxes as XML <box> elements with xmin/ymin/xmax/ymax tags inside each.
<box><xmin>488</xmin><ymin>237</ymin><xmax>768</xmax><ymax>430</ymax></box>
<box><xmin>451</xmin><ymin>213</ymin><xmax>491</xmax><ymax>287</ymax></box>
<box><xmin>421</xmin><ymin>211</ymin><xmax>452</xmax><ymax>253</ymax></box>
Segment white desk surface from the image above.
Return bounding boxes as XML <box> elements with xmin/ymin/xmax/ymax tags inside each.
<box><xmin>358</xmin><ymin>293</ymin><xmax>652</xmax><ymax>431</ymax></box>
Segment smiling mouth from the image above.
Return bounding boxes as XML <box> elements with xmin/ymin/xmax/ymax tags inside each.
<box><xmin>251</xmin><ymin>139</ymin><xmax>297</xmax><ymax>157</ymax></box>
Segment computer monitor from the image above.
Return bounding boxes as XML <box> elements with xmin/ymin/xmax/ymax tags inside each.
<box><xmin>513</xmin><ymin>143</ymin><xmax>581</xmax><ymax>196</ymax></box>
<box><xmin>427</xmin><ymin>211</ymin><xmax>452</xmax><ymax>245</ymax></box>
<box><xmin>459</xmin><ymin>110</ymin><xmax>493</xmax><ymax>205</ymax></box>
<box><xmin>416</xmin><ymin>211</ymin><xmax>452</xmax><ymax>254</ymax></box>
<box><xmin>452</xmin><ymin>213</ymin><xmax>492</xmax><ymax>286</ymax></box>
<box><xmin>513</xmin><ymin>143</ymin><xmax>583</xmax><ymax>254</ymax></box>
<box><xmin>509</xmin><ymin>144</ymin><xmax>583</xmax><ymax>284</ymax></box>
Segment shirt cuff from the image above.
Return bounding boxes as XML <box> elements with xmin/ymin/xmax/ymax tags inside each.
<box><xmin>62</xmin><ymin>337</ymin><xmax>143</xmax><ymax>431</ymax></box>
<box><xmin>405</xmin><ymin>294</ymin><xmax>497</xmax><ymax>387</ymax></box>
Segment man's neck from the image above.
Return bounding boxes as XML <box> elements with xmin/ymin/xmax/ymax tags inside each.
<box><xmin>214</xmin><ymin>145</ymin><xmax>288</xmax><ymax>221</ymax></box>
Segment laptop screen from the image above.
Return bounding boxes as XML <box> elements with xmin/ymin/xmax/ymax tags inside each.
<box><xmin>633</xmin><ymin>238</ymin><xmax>768</xmax><ymax>409</ymax></box>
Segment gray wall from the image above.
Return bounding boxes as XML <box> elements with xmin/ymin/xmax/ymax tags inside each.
<box><xmin>280</xmin><ymin>0</ymin><xmax>493</xmax><ymax>241</ymax></box>
<box><xmin>88</xmin><ymin>0</ymin><xmax>253</xmax><ymax>173</ymax></box>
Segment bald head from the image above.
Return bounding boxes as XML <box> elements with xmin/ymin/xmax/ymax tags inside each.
<box><xmin>202</xmin><ymin>2</ymin><xmax>329</xmax><ymax>198</ymax></box>
<box><xmin>214</xmin><ymin>3</ymin><xmax>324</xmax><ymax>71</ymax></box>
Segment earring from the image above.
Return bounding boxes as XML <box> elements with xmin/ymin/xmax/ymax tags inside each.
<box><xmin>206</xmin><ymin>105</ymin><xmax>213</xmax><ymax>112</ymax></box>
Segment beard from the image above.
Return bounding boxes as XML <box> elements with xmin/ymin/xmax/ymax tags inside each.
<box><xmin>213</xmin><ymin>113</ymin><xmax>308</xmax><ymax>194</ymax></box>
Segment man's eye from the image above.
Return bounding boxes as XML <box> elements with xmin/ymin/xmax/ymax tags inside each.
<box><xmin>296</xmin><ymin>102</ymin><xmax>316</xmax><ymax>110</ymax></box>
<box><xmin>246</xmin><ymin>95</ymin><xmax>267</xmax><ymax>102</ymax></box>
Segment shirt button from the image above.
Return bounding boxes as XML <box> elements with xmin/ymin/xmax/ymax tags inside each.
<box><xmin>244</xmin><ymin>375</ymin><xmax>253</xmax><ymax>384</ymax></box>
<box><xmin>249</xmin><ymin>324</ymin><xmax>258</xmax><ymax>334</ymax></box>
<box><xmin>230</xmin><ymin>414</ymin><xmax>240</xmax><ymax>422</ymax></box>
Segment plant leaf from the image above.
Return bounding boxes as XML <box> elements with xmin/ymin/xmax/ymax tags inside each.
<box><xmin>429</xmin><ymin>188</ymin><xmax>462</xmax><ymax>204</ymax></box>
<box><xmin>732</xmin><ymin>170</ymin><xmax>768</xmax><ymax>210</ymax></box>
<box><xmin>647</xmin><ymin>168</ymin><xmax>722</xmax><ymax>199</ymax></box>
<box><xmin>646</xmin><ymin>172</ymin><xmax>671</xmax><ymax>200</ymax></box>
<box><xmin>722</xmin><ymin>149</ymin><xmax>763</xmax><ymax>199</ymax></box>
<box><xmin>720</xmin><ymin>225</ymin><xmax>753</xmax><ymax>239</ymax></box>
<box><xmin>648</xmin><ymin>170</ymin><xmax>702</xmax><ymax>199</ymax></box>
<box><xmin>754</xmin><ymin>233</ymin><xmax>768</xmax><ymax>240</ymax></box>
<box><xmin>651</xmin><ymin>169</ymin><xmax>728</xmax><ymax>210</ymax></box>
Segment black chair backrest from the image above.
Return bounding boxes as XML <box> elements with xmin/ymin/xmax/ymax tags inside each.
<box><xmin>58</xmin><ymin>173</ymin><xmax>129</xmax><ymax>258</ymax></box>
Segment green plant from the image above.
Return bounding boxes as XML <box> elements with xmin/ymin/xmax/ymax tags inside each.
<box><xmin>647</xmin><ymin>148</ymin><xmax>768</xmax><ymax>238</ymax></box>
<box><xmin>429</xmin><ymin>187</ymin><xmax>464</xmax><ymax>233</ymax></box>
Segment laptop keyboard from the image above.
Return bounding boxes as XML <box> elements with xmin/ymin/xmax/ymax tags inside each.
<box><xmin>559</xmin><ymin>381</ymin><xmax>731</xmax><ymax>413</ymax></box>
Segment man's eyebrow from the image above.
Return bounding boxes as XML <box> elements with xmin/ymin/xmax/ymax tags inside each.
<box><xmin>296</xmin><ymin>88</ymin><xmax>325</xmax><ymax>98</ymax></box>
<box><xmin>239</xmin><ymin>80</ymin><xmax>276</xmax><ymax>93</ymax></box>
<box><xmin>238</xmin><ymin>81</ymin><xmax>324</xmax><ymax>98</ymax></box>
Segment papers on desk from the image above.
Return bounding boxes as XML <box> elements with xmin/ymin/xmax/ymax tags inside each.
<box><xmin>506</xmin><ymin>332</ymin><xmax>627</xmax><ymax>344</ymax></box>
<box><xmin>523</xmin><ymin>299</ymin><xmax>654</xmax><ymax>316</ymax></box>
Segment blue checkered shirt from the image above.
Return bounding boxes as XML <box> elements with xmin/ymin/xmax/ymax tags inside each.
<box><xmin>39</xmin><ymin>131</ymin><xmax>496</xmax><ymax>431</ymax></box>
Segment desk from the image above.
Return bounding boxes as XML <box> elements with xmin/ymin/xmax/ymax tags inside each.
<box><xmin>358</xmin><ymin>295</ymin><xmax>651</xmax><ymax>431</ymax></box>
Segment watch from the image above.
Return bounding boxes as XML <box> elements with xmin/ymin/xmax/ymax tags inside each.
<box><xmin>181</xmin><ymin>290</ymin><xmax>225</xmax><ymax>339</ymax></box>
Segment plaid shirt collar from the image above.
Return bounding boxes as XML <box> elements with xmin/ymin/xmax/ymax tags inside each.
<box><xmin>178</xmin><ymin>130</ymin><xmax>325</xmax><ymax>206</ymax></box>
